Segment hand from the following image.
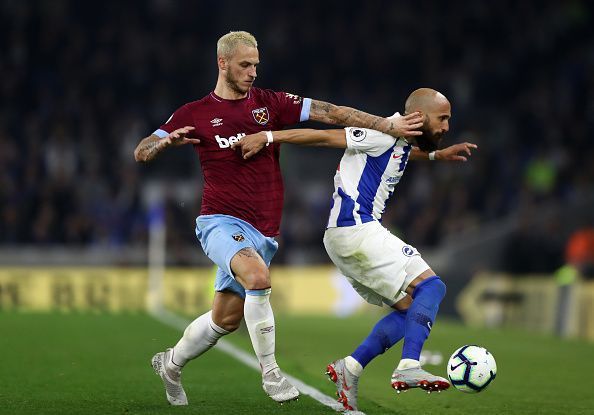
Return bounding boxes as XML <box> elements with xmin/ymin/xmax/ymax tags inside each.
<box><xmin>163</xmin><ymin>126</ymin><xmax>200</xmax><ymax>147</ymax></box>
<box><xmin>386</xmin><ymin>111</ymin><xmax>424</xmax><ymax>138</ymax></box>
<box><xmin>230</xmin><ymin>132</ymin><xmax>268</xmax><ymax>159</ymax></box>
<box><xmin>436</xmin><ymin>142</ymin><xmax>478</xmax><ymax>162</ymax></box>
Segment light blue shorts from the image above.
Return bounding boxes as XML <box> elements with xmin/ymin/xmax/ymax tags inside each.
<box><xmin>195</xmin><ymin>214</ymin><xmax>278</xmax><ymax>298</ymax></box>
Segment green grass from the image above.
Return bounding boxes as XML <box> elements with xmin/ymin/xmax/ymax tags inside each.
<box><xmin>1</xmin><ymin>312</ymin><xmax>593</xmax><ymax>414</ymax></box>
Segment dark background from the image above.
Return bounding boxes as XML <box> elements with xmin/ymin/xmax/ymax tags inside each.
<box><xmin>1</xmin><ymin>0</ymin><xmax>592</xmax><ymax>273</ymax></box>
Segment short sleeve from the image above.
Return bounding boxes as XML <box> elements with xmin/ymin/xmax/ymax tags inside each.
<box><xmin>153</xmin><ymin>104</ymin><xmax>193</xmax><ymax>138</ymax></box>
<box><xmin>266</xmin><ymin>90</ymin><xmax>311</xmax><ymax>126</ymax></box>
<box><xmin>345</xmin><ymin>127</ymin><xmax>396</xmax><ymax>156</ymax></box>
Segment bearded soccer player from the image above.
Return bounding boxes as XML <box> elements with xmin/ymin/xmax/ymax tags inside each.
<box><xmin>134</xmin><ymin>31</ymin><xmax>424</xmax><ymax>406</ymax></box>
<box><xmin>232</xmin><ymin>88</ymin><xmax>477</xmax><ymax>411</ymax></box>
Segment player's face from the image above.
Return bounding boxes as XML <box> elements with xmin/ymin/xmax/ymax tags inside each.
<box><xmin>417</xmin><ymin>100</ymin><xmax>451</xmax><ymax>152</ymax></box>
<box><xmin>223</xmin><ymin>45</ymin><xmax>259</xmax><ymax>94</ymax></box>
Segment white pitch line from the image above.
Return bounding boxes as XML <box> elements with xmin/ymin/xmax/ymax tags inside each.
<box><xmin>150</xmin><ymin>308</ymin><xmax>366</xmax><ymax>415</ymax></box>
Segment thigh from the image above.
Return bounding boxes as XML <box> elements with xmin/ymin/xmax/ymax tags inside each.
<box><xmin>325</xmin><ymin>222</ymin><xmax>428</xmax><ymax>304</ymax></box>
<box><xmin>230</xmin><ymin>247</ymin><xmax>270</xmax><ymax>289</ymax></box>
<box><xmin>196</xmin><ymin>215</ymin><xmax>258</xmax><ymax>277</ymax></box>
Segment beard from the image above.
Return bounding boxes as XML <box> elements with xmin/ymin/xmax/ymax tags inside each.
<box><xmin>415</xmin><ymin>129</ymin><xmax>441</xmax><ymax>152</ymax></box>
<box><xmin>225</xmin><ymin>71</ymin><xmax>250</xmax><ymax>94</ymax></box>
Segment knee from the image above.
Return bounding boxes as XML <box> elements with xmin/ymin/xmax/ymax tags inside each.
<box><xmin>427</xmin><ymin>277</ymin><xmax>447</xmax><ymax>301</ymax></box>
<box><xmin>415</xmin><ymin>276</ymin><xmax>446</xmax><ymax>302</ymax></box>
<box><xmin>239</xmin><ymin>268</ymin><xmax>270</xmax><ymax>290</ymax></box>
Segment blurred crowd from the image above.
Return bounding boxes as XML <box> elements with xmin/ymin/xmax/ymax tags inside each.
<box><xmin>1</xmin><ymin>1</ymin><xmax>593</xmax><ymax>269</ymax></box>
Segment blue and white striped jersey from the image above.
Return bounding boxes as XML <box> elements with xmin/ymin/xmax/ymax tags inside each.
<box><xmin>327</xmin><ymin>127</ymin><xmax>412</xmax><ymax>228</ymax></box>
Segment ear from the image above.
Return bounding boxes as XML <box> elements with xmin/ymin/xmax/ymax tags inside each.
<box><xmin>217</xmin><ymin>56</ymin><xmax>227</xmax><ymax>71</ymax></box>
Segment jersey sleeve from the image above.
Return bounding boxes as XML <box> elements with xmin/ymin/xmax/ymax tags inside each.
<box><xmin>345</xmin><ymin>127</ymin><xmax>396</xmax><ymax>156</ymax></box>
<box><xmin>266</xmin><ymin>90</ymin><xmax>311</xmax><ymax>126</ymax></box>
<box><xmin>153</xmin><ymin>104</ymin><xmax>193</xmax><ymax>138</ymax></box>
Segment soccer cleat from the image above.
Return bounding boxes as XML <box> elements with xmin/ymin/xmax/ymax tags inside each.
<box><xmin>326</xmin><ymin>359</ymin><xmax>359</xmax><ymax>411</ymax></box>
<box><xmin>391</xmin><ymin>366</ymin><xmax>450</xmax><ymax>394</ymax></box>
<box><xmin>151</xmin><ymin>349</ymin><xmax>188</xmax><ymax>406</ymax></box>
<box><xmin>262</xmin><ymin>367</ymin><xmax>300</xmax><ymax>403</ymax></box>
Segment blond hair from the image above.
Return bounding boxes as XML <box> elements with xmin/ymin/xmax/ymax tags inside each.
<box><xmin>217</xmin><ymin>31</ymin><xmax>258</xmax><ymax>58</ymax></box>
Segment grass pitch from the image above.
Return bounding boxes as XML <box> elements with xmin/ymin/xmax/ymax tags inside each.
<box><xmin>1</xmin><ymin>312</ymin><xmax>592</xmax><ymax>414</ymax></box>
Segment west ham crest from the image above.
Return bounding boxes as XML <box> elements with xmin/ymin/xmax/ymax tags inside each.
<box><xmin>232</xmin><ymin>233</ymin><xmax>245</xmax><ymax>242</ymax></box>
<box><xmin>252</xmin><ymin>107</ymin><xmax>270</xmax><ymax>125</ymax></box>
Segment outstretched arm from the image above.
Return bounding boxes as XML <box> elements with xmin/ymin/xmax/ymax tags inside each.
<box><xmin>409</xmin><ymin>142</ymin><xmax>478</xmax><ymax>162</ymax></box>
<box><xmin>134</xmin><ymin>126</ymin><xmax>199</xmax><ymax>162</ymax></box>
<box><xmin>309</xmin><ymin>100</ymin><xmax>423</xmax><ymax>138</ymax></box>
<box><xmin>230</xmin><ymin>129</ymin><xmax>346</xmax><ymax>159</ymax></box>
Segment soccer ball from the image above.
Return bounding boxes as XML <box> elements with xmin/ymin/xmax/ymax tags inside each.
<box><xmin>447</xmin><ymin>345</ymin><xmax>497</xmax><ymax>393</ymax></box>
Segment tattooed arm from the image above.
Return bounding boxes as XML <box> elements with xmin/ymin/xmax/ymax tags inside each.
<box><xmin>308</xmin><ymin>100</ymin><xmax>423</xmax><ymax>138</ymax></box>
<box><xmin>134</xmin><ymin>126</ymin><xmax>198</xmax><ymax>162</ymax></box>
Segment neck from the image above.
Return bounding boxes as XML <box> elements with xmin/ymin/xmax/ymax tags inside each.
<box><xmin>214</xmin><ymin>77</ymin><xmax>248</xmax><ymax>100</ymax></box>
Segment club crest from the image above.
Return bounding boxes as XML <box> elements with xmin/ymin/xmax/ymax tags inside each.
<box><xmin>252</xmin><ymin>107</ymin><xmax>270</xmax><ymax>125</ymax></box>
<box><xmin>232</xmin><ymin>233</ymin><xmax>245</xmax><ymax>242</ymax></box>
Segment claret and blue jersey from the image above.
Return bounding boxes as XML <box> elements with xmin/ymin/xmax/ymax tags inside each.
<box><xmin>327</xmin><ymin>127</ymin><xmax>412</xmax><ymax>228</ymax></box>
<box><xmin>153</xmin><ymin>88</ymin><xmax>311</xmax><ymax>237</ymax></box>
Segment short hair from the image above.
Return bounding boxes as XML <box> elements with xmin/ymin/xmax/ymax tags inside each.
<box><xmin>217</xmin><ymin>31</ymin><xmax>258</xmax><ymax>58</ymax></box>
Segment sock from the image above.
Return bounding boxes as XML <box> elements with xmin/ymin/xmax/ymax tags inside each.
<box><xmin>344</xmin><ymin>356</ymin><xmax>364</xmax><ymax>376</ymax></box>
<box><xmin>397</xmin><ymin>358</ymin><xmax>420</xmax><ymax>370</ymax></box>
<box><xmin>244</xmin><ymin>288</ymin><xmax>277</xmax><ymax>374</ymax></box>
<box><xmin>401</xmin><ymin>276</ymin><xmax>446</xmax><ymax>362</ymax></box>
<box><xmin>170</xmin><ymin>310</ymin><xmax>229</xmax><ymax>369</ymax></box>
<box><xmin>351</xmin><ymin>310</ymin><xmax>407</xmax><ymax>368</ymax></box>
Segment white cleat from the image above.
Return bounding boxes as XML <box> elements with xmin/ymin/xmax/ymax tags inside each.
<box><xmin>151</xmin><ymin>348</ymin><xmax>188</xmax><ymax>406</ymax></box>
<box><xmin>391</xmin><ymin>365</ymin><xmax>450</xmax><ymax>394</ymax></box>
<box><xmin>326</xmin><ymin>359</ymin><xmax>359</xmax><ymax>411</ymax></box>
<box><xmin>262</xmin><ymin>367</ymin><xmax>300</xmax><ymax>403</ymax></box>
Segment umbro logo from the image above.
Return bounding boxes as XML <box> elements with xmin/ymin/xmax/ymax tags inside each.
<box><xmin>210</xmin><ymin>118</ymin><xmax>223</xmax><ymax>127</ymax></box>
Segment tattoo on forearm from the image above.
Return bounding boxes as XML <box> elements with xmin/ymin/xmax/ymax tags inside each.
<box><xmin>136</xmin><ymin>138</ymin><xmax>164</xmax><ymax>161</ymax></box>
<box><xmin>311</xmin><ymin>100</ymin><xmax>388</xmax><ymax>131</ymax></box>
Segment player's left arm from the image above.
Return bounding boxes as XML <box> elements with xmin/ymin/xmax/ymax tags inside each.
<box><xmin>409</xmin><ymin>142</ymin><xmax>478</xmax><ymax>162</ymax></box>
<box><xmin>308</xmin><ymin>99</ymin><xmax>424</xmax><ymax>138</ymax></box>
<box><xmin>230</xmin><ymin>129</ymin><xmax>346</xmax><ymax>159</ymax></box>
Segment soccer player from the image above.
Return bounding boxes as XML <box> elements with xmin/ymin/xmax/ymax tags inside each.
<box><xmin>133</xmin><ymin>31</ymin><xmax>425</xmax><ymax>406</ymax></box>
<box><xmin>231</xmin><ymin>88</ymin><xmax>477</xmax><ymax>411</ymax></box>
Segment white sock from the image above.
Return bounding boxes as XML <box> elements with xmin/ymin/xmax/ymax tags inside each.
<box><xmin>345</xmin><ymin>356</ymin><xmax>363</xmax><ymax>377</ymax></box>
<box><xmin>397</xmin><ymin>358</ymin><xmax>420</xmax><ymax>370</ymax></box>
<box><xmin>170</xmin><ymin>310</ymin><xmax>229</xmax><ymax>370</ymax></box>
<box><xmin>244</xmin><ymin>288</ymin><xmax>278</xmax><ymax>374</ymax></box>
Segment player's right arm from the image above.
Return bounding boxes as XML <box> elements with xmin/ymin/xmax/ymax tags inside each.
<box><xmin>134</xmin><ymin>127</ymin><xmax>199</xmax><ymax>162</ymax></box>
<box><xmin>231</xmin><ymin>129</ymin><xmax>346</xmax><ymax>159</ymax></box>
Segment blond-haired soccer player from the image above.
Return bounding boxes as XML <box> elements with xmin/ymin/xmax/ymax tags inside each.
<box><xmin>134</xmin><ymin>31</ymin><xmax>425</xmax><ymax>406</ymax></box>
<box><xmin>232</xmin><ymin>88</ymin><xmax>477</xmax><ymax>411</ymax></box>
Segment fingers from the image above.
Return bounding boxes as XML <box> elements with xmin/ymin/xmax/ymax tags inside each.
<box><xmin>184</xmin><ymin>138</ymin><xmax>201</xmax><ymax>145</ymax></box>
<box><xmin>403</xmin><ymin>111</ymin><xmax>423</xmax><ymax>121</ymax></box>
<box><xmin>243</xmin><ymin>149</ymin><xmax>257</xmax><ymax>159</ymax></box>
<box><xmin>462</xmin><ymin>142</ymin><xmax>477</xmax><ymax>155</ymax></box>
<box><xmin>172</xmin><ymin>126</ymin><xmax>195</xmax><ymax>137</ymax></box>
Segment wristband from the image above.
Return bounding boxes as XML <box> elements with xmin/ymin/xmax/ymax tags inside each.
<box><xmin>265</xmin><ymin>131</ymin><xmax>274</xmax><ymax>146</ymax></box>
<box><xmin>428</xmin><ymin>151</ymin><xmax>436</xmax><ymax>161</ymax></box>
